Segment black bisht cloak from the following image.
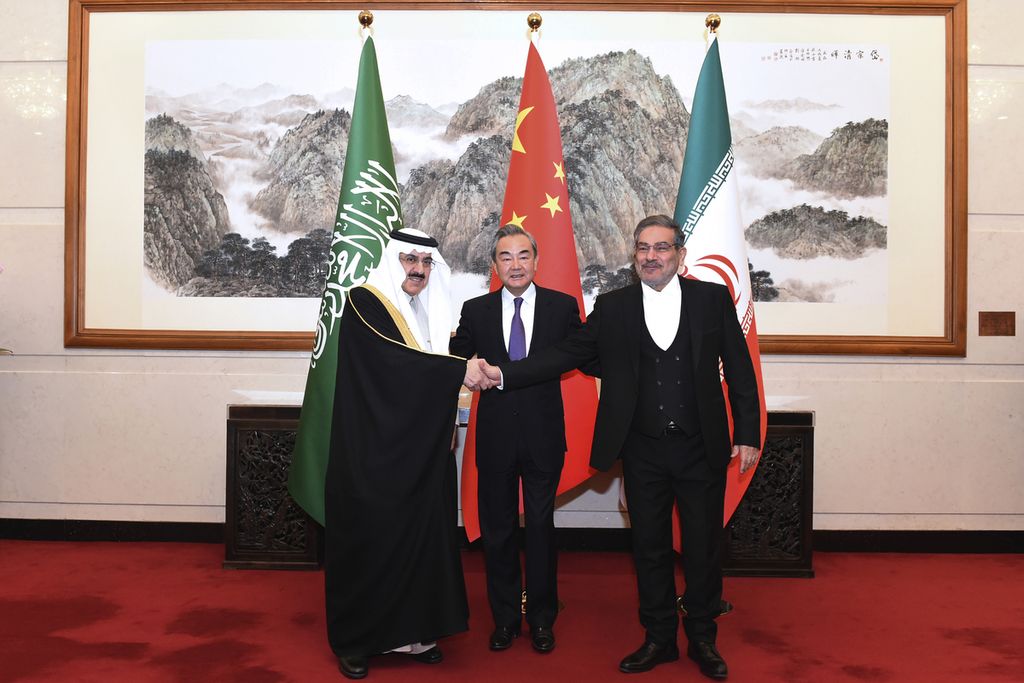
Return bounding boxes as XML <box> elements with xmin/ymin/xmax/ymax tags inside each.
<box><xmin>325</xmin><ymin>285</ymin><xmax>469</xmax><ymax>657</ymax></box>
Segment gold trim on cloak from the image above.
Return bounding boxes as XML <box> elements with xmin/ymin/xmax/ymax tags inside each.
<box><xmin>348</xmin><ymin>284</ymin><xmax>469</xmax><ymax>361</ymax></box>
<box><xmin>356</xmin><ymin>284</ymin><xmax>421</xmax><ymax>350</ymax></box>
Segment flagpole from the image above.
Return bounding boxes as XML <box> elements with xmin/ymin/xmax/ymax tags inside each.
<box><xmin>705</xmin><ymin>12</ymin><xmax>720</xmax><ymax>49</ymax></box>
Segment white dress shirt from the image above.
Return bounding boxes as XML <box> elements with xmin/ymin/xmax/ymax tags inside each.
<box><xmin>501</xmin><ymin>283</ymin><xmax>537</xmax><ymax>356</ymax></box>
<box><xmin>408</xmin><ymin>294</ymin><xmax>431</xmax><ymax>351</ymax></box>
<box><xmin>641</xmin><ymin>275</ymin><xmax>682</xmax><ymax>351</ymax></box>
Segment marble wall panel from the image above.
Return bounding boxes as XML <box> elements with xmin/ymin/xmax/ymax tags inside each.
<box><xmin>969</xmin><ymin>0</ymin><xmax>1024</xmax><ymax>67</ymax></box>
<box><xmin>0</xmin><ymin>62</ymin><xmax>66</xmax><ymax>207</ymax></box>
<box><xmin>766</xmin><ymin>374</ymin><xmax>1023</xmax><ymax>518</ymax></box>
<box><xmin>969</xmin><ymin>65</ymin><xmax>1024</xmax><ymax>215</ymax></box>
<box><xmin>0</xmin><ymin>0</ymin><xmax>68</xmax><ymax>61</ymax></box>
<box><xmin>0</xmin><ymin>369</ymin><xmax>68</xmax><ymax>501</ymax></box>
<box><xmin>0</xmin><ymin>224</ymin><xmax>64</xmax><ymax>354</ymax></box>
<box><xmin>966</xmin><ymin>224</ymin><xmax>1024</xmax><ymax>364</ymax></box>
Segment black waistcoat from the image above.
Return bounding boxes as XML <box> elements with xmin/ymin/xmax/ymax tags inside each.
<box><xmin>631</xmin><ymin>298</ymin><xmax>701</xmax><ymax>438</ymax></box>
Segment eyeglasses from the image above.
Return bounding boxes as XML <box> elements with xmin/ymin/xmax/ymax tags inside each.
<box><xmin>399</xmin><ymin>253</ymin><xmax>434</xmax><ymax>269</ymax></box>
<box><xmin>634</xmin><ymin>242</ymin><xmax>677</xmax><ymax>255</ymax></box>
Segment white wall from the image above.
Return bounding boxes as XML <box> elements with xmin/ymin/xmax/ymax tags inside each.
<box><xmin>1</xmin><ymin>0</ymin><xmax>1021</xmax><ymax>530</ymax></box>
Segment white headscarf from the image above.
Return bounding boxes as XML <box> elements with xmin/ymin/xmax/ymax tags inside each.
<box><xmin>364</xmin><ymin>228</ymin><xmax>452</xmax><ymax>353</ymax></box>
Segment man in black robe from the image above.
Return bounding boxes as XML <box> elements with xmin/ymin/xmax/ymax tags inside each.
<box><xmin>325</xmin><ymin>228</ymin><xmax>487</xmax><ymax>679</ymax></box>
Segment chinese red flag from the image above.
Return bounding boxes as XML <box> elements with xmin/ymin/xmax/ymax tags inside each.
<box><xmin>461</xmin><ymin>41</ymin><xmax>599</xmax><ymax>542</ymax></box>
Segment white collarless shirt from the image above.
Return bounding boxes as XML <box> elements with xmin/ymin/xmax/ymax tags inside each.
<box><xmin>641</xmin><ymin>275</ymin><xmax>682</xmax><ymax>351</ymax></box>
<box><xmin>501</xmin><ymin>283</ymin><xmax>537</xmax><ymax>356</ymax></box>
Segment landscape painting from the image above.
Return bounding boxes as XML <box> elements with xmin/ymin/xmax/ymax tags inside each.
<box><xmin>142</xmin><ymin>33</ymin><xmax>889</xmax><ymax>316</ymax></box>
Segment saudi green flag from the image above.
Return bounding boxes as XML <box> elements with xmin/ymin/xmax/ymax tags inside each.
<box><xmin>288</xmin><ymin>36</ymin><xmax>402</xmax><ymax>526</ymax></box>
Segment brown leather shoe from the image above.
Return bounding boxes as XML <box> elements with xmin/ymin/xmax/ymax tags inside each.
<box><xmin>687</xmin><ymin>641</ymin><xmax>728</xmax><ymax>680</ymax></box>
<box><xmin>337</xmin><ymin>655</ymin><xmax>368</xmax><ymax>679</ymax></box>
<box><xmin>618</xmin><ymin>640</ymin><xmax>680</xmax><ymax>673</ymax></box>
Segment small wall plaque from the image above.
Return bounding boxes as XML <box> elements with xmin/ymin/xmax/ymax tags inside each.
<box><xmin>978</xmin><ymin>311</ymin><xmax>1015</xmax><ymax>337</ymax></box>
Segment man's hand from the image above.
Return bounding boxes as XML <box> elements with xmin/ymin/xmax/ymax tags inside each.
<box><xmin>478</xmin><ymin>359</ymin><xmax>502</xmax><ymax>389</ymax></box>
<box><xmin>463</xmin><ymin>358</ymin><xmax>495</xmax><ymax>392</ymax></box>
<box><xmin>731</xmin><ymin>444</ymin><xmax>760</xmax><ymax>474</ymax></box>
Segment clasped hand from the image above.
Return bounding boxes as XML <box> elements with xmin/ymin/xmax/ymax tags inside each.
<box><xmin>463</xmin><ymin>358</ymin><xmax>502</xmax><ymax>391</ymax></box>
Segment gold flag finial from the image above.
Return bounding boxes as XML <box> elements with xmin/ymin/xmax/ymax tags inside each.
<box><xmin>527</xmin><ymin>12</ymin><xmax>543</xmax><ymax>32</ymax></box>
<box><xmin>358</xmin><ymin>10</ymin><xmax>374</xmax><ymax>29</ymax></box>
<box><xmin>706</xmin><ymin>13</ymin><xmax>721</xmax><ymax>33</ymax></box>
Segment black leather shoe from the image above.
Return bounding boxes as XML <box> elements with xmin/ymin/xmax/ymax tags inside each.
<box><xmin>337</xmin><ymin>656</ymin><xmax>368</xmax><ymax>680</ymax></box>
<box><xmin>489</xmin><ymin>625</ymin><xmax>520</xmax><ymax>651</ymax></box>
<box><xmin>530</xmin><ymin>626</ymin><xmax>555</xmax><ymax>653</ymax></box>
<box><xmin>618</xmin><ymin>640</ymin><xmax>680</xmax><ymax>673</ymax></box>
<box><xmin>687</xmin><ymin>641</ymin><xmax>728</xmax><ymax>680</ymax></box>
<box><xmin>411</xmin><ymin>645</ymin><xmax>443</xmax><ymax>664</ymax></box>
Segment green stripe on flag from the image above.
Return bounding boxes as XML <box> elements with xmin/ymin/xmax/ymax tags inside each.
<box><xmin>288</xmin><ymin>36</ymin><xmax>401</xmax><ymax>526</ymax></box>
<box><xmin>674</xmin><ymin>38</ymin><xmax>732</xmax><ymax>232</ymax></box>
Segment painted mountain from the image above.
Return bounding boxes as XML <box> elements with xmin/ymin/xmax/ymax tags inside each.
<box><xmin>143</xmin><ymin>114</ymin><xmax>230</xmax><ymax>291</ymax></box>
<box><xmin>143</xmin><ymin>47</ymin><xmax>889</xmax><ymax>303</ymax></box>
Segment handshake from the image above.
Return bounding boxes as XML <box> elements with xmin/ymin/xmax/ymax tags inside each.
<box><xmin>463</xmin><ymin>358</ymin><xmax>502</xmax><ymax>392</ymax></box>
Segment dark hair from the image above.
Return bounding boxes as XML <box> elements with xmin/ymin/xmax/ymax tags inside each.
<box><xmin>633</xmin><ymin>214</ymin><xmax>685</xmax><ymax>249</ymax></box>
<box><xmin>491</xmin><ymin>224</ymin><xmax>539</xmax><ymax>262</ymax></box>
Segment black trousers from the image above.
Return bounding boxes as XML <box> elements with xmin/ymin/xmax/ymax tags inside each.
<box><xmin>621</xmin><ymin>429</ymin><xmax>725</xmax><ymax>645</ymax></box>
<box><xmin>477</xmin><ymin>433</ymin><xmax>562</xmax><ymax>631</ymax></box>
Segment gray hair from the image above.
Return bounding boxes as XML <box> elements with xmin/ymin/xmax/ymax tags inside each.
<box><xmin>491</xmin><ymin>224</ymin><xmax>539</xmax><ymax>262</ymax></box>
<box><xmin>633</xmin><ymin>214</ymin><xmax>685</xmax><ymax>249</ymax></box>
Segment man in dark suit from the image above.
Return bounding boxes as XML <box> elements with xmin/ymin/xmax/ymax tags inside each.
<box><xmin>480</xmin><ymin>215</ymin><xmax>760</xmax><ymax>680</ymax></box>
<box><xmin>450</xmin><ymin>225</ymin><xmax>584</xmax><ymax>655</ymax></box>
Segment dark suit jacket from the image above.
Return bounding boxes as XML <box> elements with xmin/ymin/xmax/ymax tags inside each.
<box><xmin>503</xmin><ymin>276</ymin><xmax>760</xmax><ymax>474</ymax></box>
<box><xmin>450</xmin><ymin>286</ymin><xmax>583</xmax><ymax>472</ymax></box>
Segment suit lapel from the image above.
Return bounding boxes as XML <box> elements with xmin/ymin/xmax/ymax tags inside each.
<box><xmin>627</xmin><ymin>283</ymin><xmax>643</xmax><ymax>377</ymax></box>
<box><xmin>531</xmin><ymin>286</ymin><xmax>549</xmax><ymax>349</ymax></box>
<box><xmin>485</xmin><ymin>289</ymin><xmax>509</xmax><ymax>362</ymax></box>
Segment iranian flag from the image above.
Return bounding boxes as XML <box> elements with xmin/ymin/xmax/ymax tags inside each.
<box><xmin>460</xmin><ymin>40</ymin><xmax>599</xmax><ymax>541</ymax></box>
<box><xmin>288</xmin><ymin>36</ymin><xmax>402</xmax><ymax>526</ymax></box>
<box><xmin>674</xmin><ymin>34</ymin><xmax>768</xmax><ymax>524</ymax></box>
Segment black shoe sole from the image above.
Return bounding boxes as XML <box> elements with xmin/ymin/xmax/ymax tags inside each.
<box><xmin>338</xmin><ymin>665</ymin><xmax>368</xmax><ymax>680</ymax></box>
<box><xmin>618</xmin><ymin>651</ymin><xmax>679</xmax><ymax>673</ymax></box>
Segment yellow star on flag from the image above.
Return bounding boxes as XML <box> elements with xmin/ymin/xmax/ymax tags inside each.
<box><xmin>540</xmin><ymin>193</ymin><xmax>563</xmax><ymax>218</ymax></box>
<box><xmin>553</xmin><ymin>161</ymin><xmax>566</xmax><ymax>185</ymax></box>
<box><xmin>511</xmin><ymin>106</ymin><xmax>535</xmax><ymax>154</ymax></box>
<box><xmin>507</xmin><ymin>211</ymin><xmax>527</xmax><ymax>228</ymax></box>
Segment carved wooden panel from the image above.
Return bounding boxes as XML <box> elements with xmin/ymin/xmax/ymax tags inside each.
<box><xmin>224</xmin><ymin>407</ymin><xmax>813</xmax><ymax>576</ymax></box>
<box><xmin>225</xmin><ymin>406</ymin><xmax>319</xmax><ymax>569</ymax></box>
<box><xmin>724</xmin><ymin>413</ymin><xmax>814</xmax><ymax>577</ymax></box>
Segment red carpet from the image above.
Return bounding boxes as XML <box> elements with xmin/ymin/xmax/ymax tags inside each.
<box><xmin>1</xmin><ymin>541</ymin><xmax>1022</xmax><ymax>682</ymax></box>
